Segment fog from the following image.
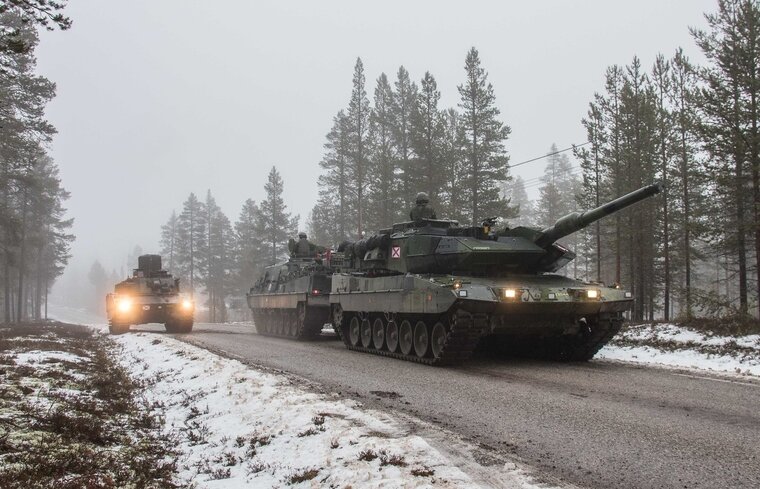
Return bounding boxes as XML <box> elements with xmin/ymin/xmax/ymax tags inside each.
<box><xmin>37</xmin><ymin>0</ymin><xmax>713</xmax><ymax>295</ymax></box>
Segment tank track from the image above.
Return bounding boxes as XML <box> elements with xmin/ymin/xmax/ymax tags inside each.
<box><xmin>506</xmin><ymin>313</ymin><xmax>623</xmax><ymax>361</ymax></box>
<box><xmin>556</xmin><ymin>313</ymin><xmax>623</xmax><ymax>361</ymax></box>
<box><xmin>333</xmin><ymin>307</ymin><xmax>489</xmax><ymax>366</ymax></box>
<box><xmin>252</xmin><ymin>304</ymin><xmax>328</xmax><ymax>340</ymax></box>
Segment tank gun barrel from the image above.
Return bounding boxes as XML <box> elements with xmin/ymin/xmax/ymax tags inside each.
<box><xmin>535</xmin><ymin>183</ymin><xmax>663</xmax><ymax>248</ymax></box>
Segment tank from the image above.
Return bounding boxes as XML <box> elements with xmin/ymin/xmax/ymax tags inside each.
<box><xmin>328</xmin><ymin>183</ymin><xmax>663</xmax><ymax>365</ymax></box>
<box><xmin>105</xmin><ymin>254</ymin><xmax>194</xmax><ymax>334</ymax></box>
<box><xmin>247</xmin><ymin>254</ymin><xmax>333</xmax><ymax>339</ymax></box>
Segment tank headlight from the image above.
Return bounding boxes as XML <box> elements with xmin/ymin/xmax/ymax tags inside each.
<box><xmin>547</xmin><ymin>292</ymin><xmax>557</xmax><ymax>300</ymax></box>
<box><xmin>587</xmin><ymin>290</ymin><xmax>599</xmax><ymax>299</ymax></box>
<box><xmin>504</xmin><ymin>288</ymin><xmax>517</xmax><ymax>299</ymax></box>
<box><xmin>453</xmin><ymin>281</ymin><xmax>461</xmax><ymax>290</ymax></box>
<box><xmin>624</xmin><ymin>291</ymin><xmax>633</xmax><ymax>299</ymax></box>
<box><xmin>181</xmin><ymin>299</ymin><xmax>193</xmax><ymax>310</ymax></box>
<box><xmin>117</xmin><ymin>298</ymin><xmax>132</xmax><ymax>313</ymax></box>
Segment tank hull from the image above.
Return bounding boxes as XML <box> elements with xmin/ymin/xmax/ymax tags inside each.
<box><xmin>247</xmin><ymin>267</ymin><xmax>332</xmax><ymax>340</ymax></box>
<box><xmin>329</xmin><ymin>273</ymin><xmax>631</xmax><ymax>365</ymax></box>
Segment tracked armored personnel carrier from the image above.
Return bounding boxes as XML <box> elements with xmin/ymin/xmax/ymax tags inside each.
<box><xmin>247</xmin><ymin>255</ymin><xmax>333</xmax><ymax>339</ymax></box>
<box><xmin>329</xmin><ymin>184</ymin><xmax>662</xmax><ymax>365</ymax></box>
<box><xmin>106</xmin><ymin>254</ymin><xmax>194</xmax><ymax>334</ymax></box>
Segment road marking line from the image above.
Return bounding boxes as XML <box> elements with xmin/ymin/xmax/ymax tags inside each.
<box><xmin>673</xmin><ymin>372</ymin><xmax>759</xmax><ymax>387</ymax></box>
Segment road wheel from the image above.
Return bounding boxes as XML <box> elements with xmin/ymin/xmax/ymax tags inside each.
<box><xmin>431</xmin><ymin>322</ymin><xmax>447</xmax><ymax>358</ymax></box>
<box><xmin>349</xmin><ymin>316</ymin><xmax>361</xmax><ymax>346</ymax></box>
<box><xmin>332</xmin><ymin>304</ymin><xmax>344</xmax><ymax>333</ymax></box>
<box><xmin>372</xmin><ymin>318</ymin><xmax>385</xmax><ymax>350</ymax></box>
<box><xmin>385</xmin><ymin>320</ymin><xmax>399</xmax><ymax>352</ymax></box>
<box><xmin>399</xmin><ymin>320</ymin><xmax>413</xmax><ymax>355</ymax></box>
<box><xmin>413</xmin><ymin>320</ymin><xmax>430</xmax><ymax>358</ymax></box>
<box><xmin>360</xmin><ymin>318</ymin><xmax>372</xmax><ymax>348</ymax></box>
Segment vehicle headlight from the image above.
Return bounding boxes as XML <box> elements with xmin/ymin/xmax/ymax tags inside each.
<box><xmin>587</xmin><ymin>289</ymin><xmax>599</xmax><ymax>299</ymax></box>
<box><xmin>117</xmin><ymin>298</ymin><xmax>132</xmax><ymax>313</ymax></box>
<box><xmin>504</xmin><ymin>288</ymin><xmax>517</xmax><ymax>299</ymax></box>
<box><xmin>181</xmin><ymin>299</ymin><xmax>193</xmax><ymax>310</ymax></box>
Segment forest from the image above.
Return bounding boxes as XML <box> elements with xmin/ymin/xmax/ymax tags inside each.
<box><xmin>0</xmin><ymin>1</ymin><xmax>73</xmax><ymax>323</ymax></box>
<box><xmin>142</xmin><ymin>0</ymin><xmax>760</xmax><ymax>325</ymax></box>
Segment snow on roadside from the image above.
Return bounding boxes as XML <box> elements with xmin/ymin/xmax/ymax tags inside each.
<box><xmin>112</xmin><ymin>333</ymin><xmax>483</xmax><ymax>488</ymax></box>
<box><xmin>598</xmin><ymin>323</ymin><xmax>760</xmax><ymax>377</ymax></box>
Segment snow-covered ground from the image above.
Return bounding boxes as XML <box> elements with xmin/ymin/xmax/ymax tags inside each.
<box><xmin>599</xmin><ymin>323</ymin><xmax>760</xmax><ymax>377</ymax></box>
<box><xmin>113</xmin><ymin>333</ymin><xmax>546</xmax><ymax>488</ymax></box>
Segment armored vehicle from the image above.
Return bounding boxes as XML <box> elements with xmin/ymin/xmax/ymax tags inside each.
<box><xmin>106</xmin><ymin>254</ymin><xmax>194</xmax><ymax>334</ymax></box>
<box><xmin>329</xmin><ymin>183</ymin><xmax>662</xmax><ymax>365</ymax></box>
<box><xmin>247</xmin><ymin>255</ymin><xmax>333</xmax><ymax>339</ymax></box>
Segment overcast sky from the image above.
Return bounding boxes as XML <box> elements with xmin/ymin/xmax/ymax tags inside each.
<box><xmin>37</xmin><ymin>0</ymin><xmax>715</xmax><ymax>284</ymax></box>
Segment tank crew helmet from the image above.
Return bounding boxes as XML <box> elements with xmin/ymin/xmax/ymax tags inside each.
<box><xmin>415</xmin><ymin>192</ymin><xmax>430</xmax><ymax>204</ymax></box>
<box><xmin>298</xmin><ymin>232</ymin><xmax>307</xmax><ymax>239</ymax></box>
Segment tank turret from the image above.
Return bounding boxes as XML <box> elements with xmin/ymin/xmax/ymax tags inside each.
<box><xmin>337</xmin><ymin>183</ymin><xmax>662</xmax><ymax>276</ymax></box>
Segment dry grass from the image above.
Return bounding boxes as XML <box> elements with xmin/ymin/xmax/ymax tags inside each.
<box><xmin>289</xmin><ymin>468</ymin><xmax>319</xmax><ymax>484</ymax></box>
<box><xmin>0</xmin><ymin>322</ymin><xmax>180</xmax><ymax>488</ymax></box>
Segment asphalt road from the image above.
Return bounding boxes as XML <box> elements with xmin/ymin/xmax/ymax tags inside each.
<box><xmin>144</xmin><ymin>322</ymin><xmax>760</xmax><ymax>489</ymax></box>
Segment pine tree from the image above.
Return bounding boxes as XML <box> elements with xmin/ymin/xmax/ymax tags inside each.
<box><xmin>536</xmin><ymin>144</ymin><xmax>579</xmax><ymax>227</ymax></box>
<box><xmin>259</xmin><ymin>166</ymin><xmax>298</xmax><ymax>265</ymax></box>
<box><xmin>0</xmin><ymin>12</ymin><xmax>58</xmax><ymax>322</ymax></box>
<box><xmin>651</xmin><ymin>54</ymin><xmax>675</xmax><ymax>319</ymax></box>
<box><xmin>160</xmin><ymin>210</ymin><xmax>178</xmax><ymax>273</ymax></box>
<box><xmin>576</xmin><ymin>101</ymin><xmax>606</xmax><ymax>282</ymax></box>
<box><xmin>87</xmin><ymin>260</ymin><xmax>108</xmax><ymax>315</ymax></box>
<box><xmin>175</xmin><ymin>193</ymin><xmax>205</xmax><ymax>295</ymax></box>
<box><xmin>317</xmin><ymin>111</ymin><xmax>353</xmax><ymax>242</ymax></box>
<box><xmin>391</xmin><ymin>66</ymin><xmax>418</xmax><ymax>205</ymax></box>
<box><xmin>200</xmin><ymin>191</ymin><xmax>234</xmax><ymax>323</ymax></box>
<box><xmin>693</xmin><ymin>0</ymin><xmax>760</xmax><ymax>317</ymax></box>
<box><xmin>346</xmin><ymin>57</ymin><xmax>371</xmax><ymax>236</ymax></box>
<box><xmin>669</xmin><ymin>48</ymin><xmax>704</xmax><ymax>319</ymax></box>
<box><xmin>502</xmin><ymin>175</ymin><xmax>533</xmax><ymax>226</ymax></box>
<box><xmin>410</xmin><ymin>71</ymin><xmax>446</xmax><ymax>205</ymax></box>
<box><xmin>439</xmin><ymin>108</ymin><xmax>464</xmax><ymax>222</ymax></box>
<box><xmin>366</xmin><ymin>72</ymin><xmax>400</xmax><ymax>230</ymax></box>
<box><xmin>235</xmin><ymin>199</ymin><xmax>265</xmax><ymax>291</ymax></box>
<box><xmin>457</xmin><ymin>47</ymin><xmax>514</xmax><ymax>224</ymax></box>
